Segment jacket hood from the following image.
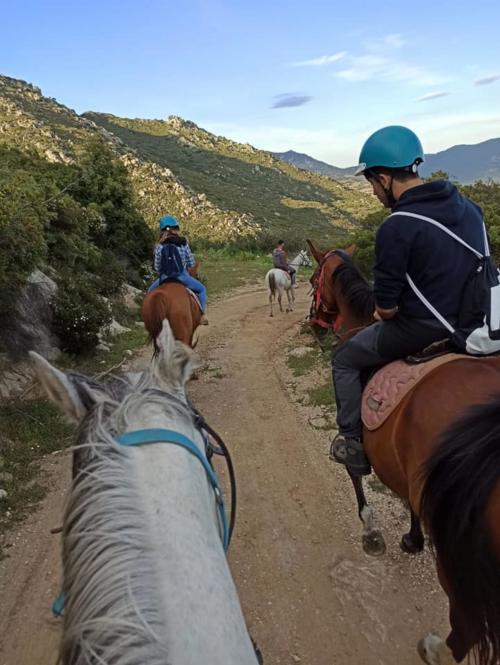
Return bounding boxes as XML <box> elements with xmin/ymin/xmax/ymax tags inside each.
<box><xmin>393</xmin><ymin>179</ymin><xmax>482</xmax><ymax>229</ymax></box>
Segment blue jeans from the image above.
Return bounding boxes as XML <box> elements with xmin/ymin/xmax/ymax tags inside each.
<box><xmin>148</xmin><ymin>272</ymin><xmax>207</xmax><ymax>312</ymax></box>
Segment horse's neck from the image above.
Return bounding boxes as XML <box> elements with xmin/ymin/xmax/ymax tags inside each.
<box><xmin>338</xmin><ymin>294</ymin><xmax>373</xmax><ymax>335</ymax></box>
<box><xmin>127</xmin><ymin>401</ymin><xmax>257</xmax><ymax>665</ymax></box>
<box><xmin>289</xmin><ymin>253</ymin><xmax>301</xmax><ymax>268</ymax></box>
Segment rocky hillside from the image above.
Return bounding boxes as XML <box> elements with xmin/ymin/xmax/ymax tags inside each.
<box><xmin>0</xmin><ymin>74</ymin><xmax>378</xmax><ymax>248</ymax></box>
<box><xmin>84</xmin><ymin>112</ymin><xmax>378</xmax><ymax>246</ymax></box>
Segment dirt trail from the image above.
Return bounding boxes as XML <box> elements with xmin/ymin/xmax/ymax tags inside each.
<box><xmin>0</xmin><ymin>283</ymin><xmax>448</xmax><ymax>665</ymax></box>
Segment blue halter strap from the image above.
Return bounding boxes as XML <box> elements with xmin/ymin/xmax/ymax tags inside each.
<box><xmin>51</xmin><ymin>427</ymin><xmax>229</xmax><ymax>618</ymax></box>
<box><xmin>116</xmin><ymin>428</ymin><xmax>229</xmax><ymax>551</ymax></box>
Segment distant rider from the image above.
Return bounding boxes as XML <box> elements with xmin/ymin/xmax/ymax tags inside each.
<box><xmin>149</xmin><ymin>215</ymin><xmax>209</xmax><ymax>325</ymax></box>
<box><xmin>272</xmin><ymin>240</ymin><xmax>297</xmax><ymax>287</ymax></box>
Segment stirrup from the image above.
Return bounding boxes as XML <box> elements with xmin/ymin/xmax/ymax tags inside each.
<box><xmin>330</xmin><ymin>434</ymin><xmax>371</xmax><ymax>476</ymax></box>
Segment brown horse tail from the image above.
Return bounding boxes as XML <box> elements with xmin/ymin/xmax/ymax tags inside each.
<box><xmin>268</xmin><ymin>272</ymin><xmax>276</xmax><ymax>297</ymax></box>
<box><xmin>142</xmin><ymin>291</ymin><xmax>170</xmax><ymax>354</ymax></box>
<box><xmin>420</xmin><ymin>398</ymin><xmax>500</xmax><ymax>665</ymax></box>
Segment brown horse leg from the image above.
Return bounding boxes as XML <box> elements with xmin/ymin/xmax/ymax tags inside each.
<box><xmin>401</xmin><ymin>509</ymin><xmax>425</xmax><ymax>554</ymax></box>
<box><xmin>347</xmin><ymin>470</ymin><xmax>386</xmax><ymax>557</ymax></box>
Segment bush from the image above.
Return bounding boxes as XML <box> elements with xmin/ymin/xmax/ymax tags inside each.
<box><xmin>52</xmin><ymin>276</ymin><xmax>111</xmax><ymax>354</ymax></box>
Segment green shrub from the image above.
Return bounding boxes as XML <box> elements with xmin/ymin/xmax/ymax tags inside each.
<box><xmin>52</xmin><ymin>276</ymin><xmax>111</xmax><ymax>353</ymax></box>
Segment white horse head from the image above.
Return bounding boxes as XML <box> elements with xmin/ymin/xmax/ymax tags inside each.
<box><xmin>30</xmin><ymin>321</ymin><xmax>260</xmax><ymax>665</ymax></box>
<box><xmin>289</xmin><ymin>249</ymin><xmax>312</xmax><ymax>268</ymax></box>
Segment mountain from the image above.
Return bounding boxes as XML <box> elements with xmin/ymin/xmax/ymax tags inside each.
<box><xmin>273</xmin><ymin>150</ymin><xmax>357</xmax><ymax>179</ymax></box>
<box><xmin>0</xmin><ymin>74</ymin><xmax>378</xmax><ymax>249</ymax></box>
<box><xmin>275</xmin><ymin>140</ymin><xmax>500</xmax><ymax>185</ymax></box>
<box><xmin>420</xmin><ymin>138</ymin><xmax>500</xmax><ymax>183</ymax></box>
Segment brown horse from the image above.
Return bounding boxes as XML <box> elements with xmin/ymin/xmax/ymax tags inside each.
<box><xmin>142</xmin><ymin>266</ymin><xmax>202</xmax><ymax>349</ymax></box>
<box><xmin>307</xmin><ymin>239</ymin><xmax>500</xmax><ymax>665</ymax></box>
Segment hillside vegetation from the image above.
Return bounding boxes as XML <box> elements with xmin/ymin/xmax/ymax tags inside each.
<box><xmin>0</xmin><ymin>73</ymin><xmax>379</xmax><ymax>355</ymax></box>
<box><xmin>85</xmin><ymin>112</ymin><xmax>378</xmax><ymax>247</ymax></box>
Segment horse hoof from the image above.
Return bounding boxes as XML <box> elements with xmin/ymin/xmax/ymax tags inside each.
<box><xmin>401</xmin><ymin>533</ymin><xmax>424</xmax><ymax>554</ymax></box>
<box><xmin>362</xmin><ymin>530</ymin><xmax>386</xmax><ymax>557</ymax></box>
<box><xmin>417</xmin><ymin>635</ymin><xmax>448</xmax><ymax>665</ymax></box>
<box><xmin>417</xmin><ymin>638</ymin><xmax>431</xmax><ymax>664</ymax></box>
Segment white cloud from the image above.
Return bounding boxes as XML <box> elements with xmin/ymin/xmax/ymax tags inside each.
<box><xmin>291</xmin><ymin>51</ymin><xmax>347</xmax><ymax>67</ymax></box>
<box><xmin>405</xmin><ymin>111</ymin><xmax>500</xmax><ymax>154</ymax></box>
<box><xmin>337</xmin><ymin>55</ymin><xmax>451</xmax><ymax>87</ymax></box>
<box><xmin>416</xmin><ymin>91</ymin><xmax>451</xmax><ymax>102</ymax></box>
<box><xmin>204</xmin><ymin>112</ymin><xmax>500</xmax><ymax>169</ymax></box>
<box><xmin>474</xmin><ymin>74</ymin><xmax>500</xmax><ymax>86</ymax></box>
<box><xmin>364</xmin><ymin>33</ymin><xmax>406</xmax><ymax>51</ymax></box>
<box><xmin>384</xmin><ymin>33</ymin><xmax>406</xmax><ymax>49</ymax></box>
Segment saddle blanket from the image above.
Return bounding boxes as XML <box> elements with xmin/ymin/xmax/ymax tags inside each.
<box><xmin>186</xmin><ymin>288</ymin><xmax>202</xmax><ymax>312</ymax></box>
<box><xmin>361</xmin><ymin>353</ymin><xmax>471</xmax><ymax>431</ymax></box>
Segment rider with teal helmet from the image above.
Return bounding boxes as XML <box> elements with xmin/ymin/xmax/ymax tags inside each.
<box><xmin>149</xmin><ymin>214</ymin><xmax>208</xmax><ymax>324</ymax></box>
<box><xmin>330</xmin><ymin>126</ymin><xmax>485</xmax><ymax>476</ymax></box>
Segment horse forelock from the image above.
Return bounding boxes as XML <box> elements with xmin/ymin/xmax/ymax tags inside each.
<box><xmin>64</xmin><ymin>375</ymin><xmax>194</xmax><ymax>665</ymax></box>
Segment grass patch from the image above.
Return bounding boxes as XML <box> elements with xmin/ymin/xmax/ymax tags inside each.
<box><xmin>287</xmin><ymin>349</ymin><xmax>319</xmax><ymax>377</ymax></box>
<box><xmin>197</xmin><ymin>248</ymin><xmax>271</xmax><ymax>297</ymax></box>
<box><xmin>0</xmin><ymin>399</ymin><xmax>74</xmax><ymax>547</ymax></box>
<box><xmin>307</xmin><ymin>381</ymin><xmax>334</xmax><ymax>409</ymax></box>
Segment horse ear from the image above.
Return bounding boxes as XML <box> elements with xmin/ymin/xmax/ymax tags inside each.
<box><xmin>154</xmin><ymin>320</ymin><xmax>198</xmax><ymax>388</ymax></box>
<box><xmin>344</xmin><ymin>244</ymin><xmax>357</xmax><ymax>256</ymax></box>
<box><xmin>306</xmin><ymin>239</ymin><xmax>324</xmax><ymax>264</ymax></box>
<box><xmin>29</xmin><ymin>352</ymin><xmax>101</xmax><ymax>423</ymax></box>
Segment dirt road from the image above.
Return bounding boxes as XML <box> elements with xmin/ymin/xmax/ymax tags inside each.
<box><xmin>0</xmin><ymin>284</ymin><xmax>448</xmax><ymax>665</ymax></box>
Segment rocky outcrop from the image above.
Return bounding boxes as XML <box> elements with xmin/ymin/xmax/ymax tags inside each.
<box><xmin>0</xmin><ymin>270</ymin><xmax>59</xmax><ymax>361</ymax></box>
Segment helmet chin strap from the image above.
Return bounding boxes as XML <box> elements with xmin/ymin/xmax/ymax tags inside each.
<box><xmin>383</xmin><ymin>176</ymin><xmax>397</xmax><ymax>208</ymax></box>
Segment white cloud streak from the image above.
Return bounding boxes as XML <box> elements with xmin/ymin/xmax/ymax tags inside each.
<box><xmin>291</xmin><ymin>51</ymin><xmax>347</xmax><ymax>67</ymax></box>
<box><xmin>205</xmin><ymin>112</ymin><xmax>500</xmax><ymax>168</ymax></box>
<box><xmin>416</xmin><ymin>91</ymin><xmax>451</xmax><ymax>102</ymax></box>
<box><xmin>336</xmin><ymin>55</ymin><xmax>451</xmax><ymax>87</ymax></box>
<box><xmin>474</xmin><ymin>74</ymin><xmax>500</xmax><ymax>86</ymax></box>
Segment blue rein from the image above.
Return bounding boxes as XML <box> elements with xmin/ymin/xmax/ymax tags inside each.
<box><xmin>116</xmin><ymin>428</ymin><xmax>229</xmax><ymax>551</ymax></box>
<box><xmin>52</xmin><ymin>426</ymin><xmax>229</xmax><ymax>618</ymax></box>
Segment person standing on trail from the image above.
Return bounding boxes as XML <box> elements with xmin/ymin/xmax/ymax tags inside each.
<box><xmin>272</xmin><ymin>240</ymin><xmax>297</xmax><ymax>287</ymax></box>
<box><xmin>149</xmin><ymin>215</ymin><xmax>209</xmax><ymax>325</ymax></box>
<box><xmin>329</xmin><ymin>125</ymin><xmax>485</xmax><ymax>476</ymax></box>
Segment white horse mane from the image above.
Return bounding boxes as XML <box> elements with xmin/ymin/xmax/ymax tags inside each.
<box><xmin>61</xmin><ymin>372</ymin><xmax>190</xmax><ymax>665</ymax></box>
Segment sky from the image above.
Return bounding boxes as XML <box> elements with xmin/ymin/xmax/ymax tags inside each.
<box><xmin>2</xmin><ymin>0</ymin><xmax>500</xmax><ymax>166</ymax></box>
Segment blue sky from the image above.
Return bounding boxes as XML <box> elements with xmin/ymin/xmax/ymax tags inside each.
<box><xmin>2</xmin><ymin>0</ymin><xmax>500</xmax><ymax>166</ymax></box>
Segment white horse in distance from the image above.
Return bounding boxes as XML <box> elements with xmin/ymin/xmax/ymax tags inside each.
<box><xmin>265</xmin><ymin>249</ymin><xmax>312</xmax><ymax>317</ymax></box>
<box><xmin>31</xmin><ymin>321</ymin><xmax>260</xmax><ymax>665</ymax></box>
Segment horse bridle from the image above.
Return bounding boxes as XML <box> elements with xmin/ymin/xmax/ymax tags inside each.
<box><xmin>309</xmin><ymin>250</ymin><xmax>344</xmax><ymax>330</ymax></box>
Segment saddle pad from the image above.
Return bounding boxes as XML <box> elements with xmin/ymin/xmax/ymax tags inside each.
<box><xmin>361</xmin><ymin>353</ymin><xmax>469</xmax><ymax>431</ymax></box>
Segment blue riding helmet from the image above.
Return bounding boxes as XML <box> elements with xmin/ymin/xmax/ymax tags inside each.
<box><xmin>159</xmin><ymin>215</ymin><xmax>180</xmax><ymax>230</ymax></box>
<box><xmin>355</xmin><ymin>126</ymin><xmax>424</xmax><ymax>176</ymax></box>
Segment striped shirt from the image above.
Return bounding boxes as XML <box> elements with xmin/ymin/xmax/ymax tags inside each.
<box><xmin>154</xmin><ymin>242</ymin><xmax>196</xmax><ymax>273</ymax></box>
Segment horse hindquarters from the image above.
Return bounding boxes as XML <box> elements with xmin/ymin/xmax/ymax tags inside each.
<box><xmin>420</xmin><ymin>401</ymin><xmax>500</xmax><ymax>665</ymax></box>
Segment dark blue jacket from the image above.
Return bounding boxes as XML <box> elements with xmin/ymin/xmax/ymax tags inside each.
<box><xmin>374</xmin><ymin>180</ymin><xmax>485</xmax><ymax>319</ymax></box>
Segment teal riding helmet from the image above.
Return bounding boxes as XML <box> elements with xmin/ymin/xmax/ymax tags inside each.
<box><xmin>159</xmin><ymin>215</ymin><xmax>179</xmax><ymax>230</ymax></box>
<box><xmin>355</xmin><ymin>126</ymin><xmax>424</xmax><ymax>176</ymax></box>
